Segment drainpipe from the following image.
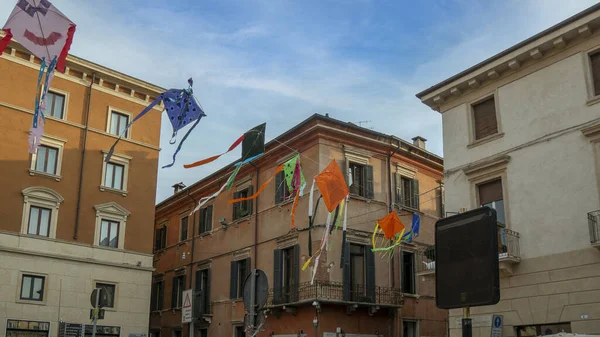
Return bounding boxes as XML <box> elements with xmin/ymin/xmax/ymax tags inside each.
<box><xmin>74</xmin><ymin>73</ymin><xmax>95</xmax><ymax>239</ymax></box>
<box><xmin>186</xmin><ymin>189</ymin><xmax>197</xmax><ymax>337</ymax></box>
<box><xmin>250</xmin><ymin>163</ymin><xmax>259</xmax><ymax>269</ymax></box>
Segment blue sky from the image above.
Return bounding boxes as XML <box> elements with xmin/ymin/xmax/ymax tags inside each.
<box><xmin>1</xmin><ymin>0</ymin><xmax>597</xmax><ymax>202</ymax></box>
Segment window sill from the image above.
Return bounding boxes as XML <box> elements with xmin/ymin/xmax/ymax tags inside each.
<box><xmin>396</xmin><ymin>205</ymin><xmax>420</xmax><ymax>213</ymax></box>
<box><xmin>103</xmin><ymin>306</ymin><xmax>117</xmax><ymax>312</ymax></box>
<box><xmin>16</xmin><ymin>299</ymin><xmax>46</xmax><ymax>306</ymax></box>
<box><xmin>467</xmin><ymin>132</ymin><xmax>504</xmax><ymax>149</ymax></box>
<box><xmin>199</xmin><ymin>231</ymin><xmax>212</xmax><ymax>238</ymax></box>
<box><xmin>276</xmin><ymin>197</ymin><xmax>296</xmax><ymax>207</ymax></box>
<box><xmin>402</xmin><ymin>293</ymin><xmax>419</xmax><ymax>298</ymax></box>
<box><xmin>99</xmin><ymin>186</ymin><xmax>128</xmax><ymax>197</ymax></box>
<box><xmin>29</xmin><ymin>169</ymin><xmax>61</xmax><ymax>181</ymax></box>
<box><xmin>349</xmin><ymin>194</ymin><xmax>374</xmax><ymax>202</ymax></box>
<box><xmin>232</xmin><ymin>215</ymin><xmax>252</xmax><ymax>223</ymax></box>
<box><xmin>587</xmin><ymin>95</ymin><xmax>600</xmax><ymax>106</ymax></box>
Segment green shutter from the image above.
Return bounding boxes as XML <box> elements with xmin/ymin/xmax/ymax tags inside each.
<box><xmin>275</xmin><ymin>171</ymin><xmax>283</xmax><ymax>204</ymax></box>
<box><xmin>365</xmin><ymin>165</ymin><xmax>374</xmax><ymax>199</ymax></box>
<box><xmin>342</xmin><ymin>240</ymin><xmax>351</xmax><ymax>301</ymax></box>
<box><xmin>273</xmin><ymin>249</ymin><xmax>282</xmax><ymax>304</ymax></box>
<box><xmin>233</xmin><ymin>192</ymin><xmax>240</xmax><ymax>220</ymax></box>
<box><xmin>205</xmin><ymin>269</ymin><xmax>211</xmax><ymax>313</ymax></box>
<box><xmin>292</xmin><ymin>245</ymin><xmax>300</xmax><ymax>302</ymax></box>
<box><xmin>365</xmin><ymin>246</ymin><xmax>376</xmax><ymax>303</ymax></box>
<box><xmin>230</xmin><ymin>261</ymin><xmax>238</xmax><ymax>299</ymax></box>
<box><xmin>395</xmin><ymin>173</ymin><xmax>402</xmax><ymax>206</ymax></box>
<box><xmin>206</xmin><ymin>205</ymin><xmax>213</xmax><ymax>232</ymax></box>
<box><xmin>248</xmin><ymin>186</ymin><xmax>254</xmax><ymax>216</ymax></box>
<box><xmin>171</xmin><ymin>277</ymin><xmax>178</xmax><ymax>308</ymax></box>
<box><xmin>411</xmin><ymin>179</ymin><xmax>420</xmax><ymax>210</ymax></box>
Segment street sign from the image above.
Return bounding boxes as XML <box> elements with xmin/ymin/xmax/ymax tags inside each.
<box><xmin>90</xmin><ymin>288</ymin><xmax>109</xmax><ymax>308</ymax></box>
<box><xmin>242</xmin><ymin>269</ymin><xmax>269</xmax><ymax>310</ymax></box>
<box><xmin>89</xmin><ymin>309</ymin><xmax>105</xmax><ymax>319</ymax></box>
<box><xmin>435</xmin><ymin>207</ymin><xmax>500</xmax><ymax>309</ymax></box>
<box><xmin>59</xmin><ymin>323</ymin><xmax>85</xmax><ymax>337</ymax></box>
<box><xmin>491</xmin><ymin>315</ymin><xmax>503</xmax><ymax>337</ymax></box>
<box><xmin>182</xmin><ymin>289</ymin><xmax>193</xmax><ymax>323</ymax></box>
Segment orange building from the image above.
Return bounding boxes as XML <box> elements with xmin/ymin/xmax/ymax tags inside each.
<box><xmin>0</xmin><ymin>39</ymin><xmax>164</xmax><ymax>337</ymax></box>
<box><xmin>151</xmin><ymin>114</ymin><xmax>447</xmax><ymax>337</ymax></box>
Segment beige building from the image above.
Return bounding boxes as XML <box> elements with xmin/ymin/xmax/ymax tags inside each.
<box><xmin>417</xmin><ymin>5</ymin><xmax>600</xmax><ymax>337</ymax></box>
<box><xmin>416</xmin><ymin>4</ymin><xmax>600</xmax><ymax>337</ymax></box>
<box><xmin>0</xmin><ymin>37</ymin><xmax>164</xmax><ymax>337</ymax></box>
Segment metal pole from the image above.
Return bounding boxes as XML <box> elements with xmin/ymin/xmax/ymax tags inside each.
<box><xmin>249</xmin><ymin>269</ymin><xmax>257</xmax><ymax>335</ymax></box>
<box><xmin>92</xmin><ymin>288</ymin><xmax>100</xmax><ymax>337</ymax></box>
<box><xmin>462</xmin><ymin>307</ymin><xmax>472</xmax><ymax>337</ymax></box>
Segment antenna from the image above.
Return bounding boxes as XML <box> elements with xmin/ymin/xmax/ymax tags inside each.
<box><xmin>356</xmin><ymin>120</ymin><xmax>373</xmax><ymax>129</ymax></box>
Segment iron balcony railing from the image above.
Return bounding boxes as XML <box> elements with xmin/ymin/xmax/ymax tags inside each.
<box><xmin>588</xmin><ymin>210</ymin><xmax>600</xmax><ymax>245</ymax></box>
<box><xmin>416</xmin><ymin>227</ymin><xmax>521</xmax><ymax>274</ymax></box>
<box><xmin>266</xmin><ymin>281</ymin><xmax>402</xmax><ymax>307</ymax></box>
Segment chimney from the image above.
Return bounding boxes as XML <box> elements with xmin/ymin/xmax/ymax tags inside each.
<box><xmin>411</xmin><ymin>136</ymin><xmax>427</xmax><ymax>150</ymax></box>
<box><xmin>172</xmin><ymin>182</ymin><xmax>186</xmax><ymax>195</ymax></box>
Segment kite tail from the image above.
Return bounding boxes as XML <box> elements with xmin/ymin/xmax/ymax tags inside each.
<box><xmin>228</xmin><ymin>165</ymin><xmax>283</xmax><ymax>203</ymax></box>
<box><xmin>184</xmin><ymin>134</ymin><xmax>245</xmax><ymax>168</ymax></box>
<box><xmin>162</xmin><ymin>112</ymin><xmax>204</xmax><ymax>169</ymax></box>
<box><xmin>0</xmin><ymin>29</ymin><xmax>13</xmax><ymax>55</ymax></box>
<box><xmin>56</xmin><ymin>24</ymin><xmax>76</xmax><ymax>73</ymax></box>
<box><xmin>105</xmin><ymin>95</ymin><xmax>163</xmax><ymax>163</ymax></box>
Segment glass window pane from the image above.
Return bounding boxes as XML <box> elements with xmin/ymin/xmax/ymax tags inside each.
<box><xmin>109</xmin><ymin>222</ymin><xmax>118</xmax><ymax>248</ymax></box>
<box><xmin>119</xmin><ymin>115</ymin><xmax>128</xmax><ymax>135</ymax></box>
<box><xmin>110</xmin><ymin>113</ymin><xmax>119</xmax><ymax>135</ymax></box>
<box><xmin>105</xmin><ymin>164</ymin><xmax>114</xmax><ymax>188</ymax></box>
<box><xmin>36</xmin><ymin>147</ymin><xmax>47</xmax><ymax>172</ymax></box>
<box><xmin>28</xmin><ymin>207</ymin><xmax>39</xmax><ymax>234</ymax></box>
<box><xmin>39</xmin><ymin>208</ymin><xmax>50</xmax><ymax>237</ymax></box>
<box><xmin>100</xmin><ymin>221</ymin><xmax>109</xmax><ymax>246</ymax></box>
<box><xmin>46</xmin><ymin>93</ymin><xmax>56</xmax><ymax>117</ymax></box>
<box><xmin>46</xmin><ymin>148</ymin><xmax>57</xmax><ymax>175</ymax></box>
<box><xmin>352</xmin><ymin>255</ymin><xmax>364</xmax><ymax>285</ymax></box>
<box><xmin>495</xmin><ymin>200</ymin><xmax>505</xmax><ymax>226</ymax></box>
<box><xmin>53</xmin><ymin>94</ymin><xmax>64</xmax><ymax>118</ymax></box>
<box><xmin>21</xmin><ymin>276</ymin><xmax>31</xmax><ymax>298</ymax></box>
<box><xmin>113</xmin><ymin>165</ymin><xmax>123</xmax><ymax>190</ymax></box>
<box><xmin>32</xmin><ymin>277</ymin><xmax>43</xmax><ymax>300</ymax></box>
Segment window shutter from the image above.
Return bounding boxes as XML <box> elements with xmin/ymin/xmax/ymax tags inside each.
<box><xmin>158</xmin><ymin>282</ymin><xmax>164</xmax><ymax>310</ymax></box>
<box><xmin>198</xmin><ymin>209</ymin><xmax>204</xmax><ymax>234</ymax></box>
<box><xmin>245</xmin><ymin>257</ymin><xmax>252</xmax><ymax>276</ymax></box>
<box><xmin>395</xmin><ymin>173</ymin><xmax>402</xmax><ymax>206</ymax></box>
<box><xmin>364</xmin><ymin>165</ymin><xmax>374</xmax><ymax>199</ymax></box>
<box><xmin>230</xmin><ymin>261</ymin><xmax>238</xmax><ymax>299</ymax></box>
<box><xmin>232</xmin><ymin>192</ymin><xmax>239</xmax><ymax>219</ymax></box>
<box><xmin>411</xmin><ymin>179</ymin><xmax>420</xmax><ymax>210</ymax></box>
<box><xmin>161</xmin><ymin>227</ymin><xmax>166</xmax><ymax>249</ymax></box>
<box><xmin>273</xmin><ymin>249</ymin><xmax>282</xmax><ymax>304</ymax></box>
<box><xmin>342</xmin><ymin>240</ymin><xmax>351</xmax><ymax>301</ymax></box>
<box><xmin>473</xmin><ymin>97</ymin><xmax>498</xmax><ymax>140</ymax></box>
<box><xmin>275</xmin><ymin>171</ymin><xmax>283</xmax><ymax>204</ymax></box>
<box><xmin>206</xmin><ymin>206</ymin><xmax>213</xmax><ymax>232</ymax></box>
<box><xmin>247</xmin><ymin>186</ymin><xmax>254</xmax><ymax>216</ymax></box>
<box><xmin>344</xmin><ymin>158</ymin><xmax>350</xmax><ymax>186</ymax></box>
<box><xmin>171</xmin><ymin>277</ymin><xmax>178</xmax><ymax>309</ymax></box>
<box><xmin>205</xmin><ymin>269</ymin><xmax>211</xmax><ymax>314</ymax></box>
<box><xmin>151</xmin><ymin>283</ymin><xmax>157</xmax><ymax>311</ymax></box>
<box><xmin>154</xmin><ymin>229</ymin><xmax>160</xmax><ymax>251</ymax></box>
<box><xmin>365</xmin><ymin>246</ymin><xmax>376</xmax><ymax>303</ymax></box>
<box><xmin>292</xmin><ymin>245</ymin><xmax>300</xmax><ymax>302</ymax></box>
<box><xmin>478</xmin><ymin>179</ymin><xmax>503</xmax><ymax>205</ymax></box>
<box><xmin>400</xmin><ymin>251</ymin><xmax>406</xmax><ymax>293</ymax></box>
<box><xmin>591</xmin><ymin>52</ymin><xmax>600</xmax><ymax>96</ymax></box>
<box><xmin>194</xmin><ymin>270</ymin><xmax>202</xmax><ymax>317</ymax></box>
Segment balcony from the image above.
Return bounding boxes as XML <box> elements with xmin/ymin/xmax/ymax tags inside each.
<box><xmin>416</xmin><ymin>227</ymin><xmax>521</xmax><ymax>276</ymax></box>
<box><xmin>588</xmin><ymin>210</ymin><xmax>600</xmax><ymax>249</ymax></box>
<box><xmin>266</xmin><ymin>281</ymin><xmax>402</xmax><ymax>315</ymax></box>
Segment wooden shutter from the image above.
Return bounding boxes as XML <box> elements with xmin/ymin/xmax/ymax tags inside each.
<box><xmin>245</xmin><ymin>257</ymin><xmax>252</xmax><ymax>276</ymax></box>
<box><xmin>206</xmin><ymin>206</ymin><xmax>213</xmax><ymax>232</ymax></box>
<box><xmin>161</xmin><ymin>227</ymin><xmax>166</xmax><ymax>249</ymax></box>
<box><xmin>198</xmin><ymin>209</ymin><xmax>204</xmax><ymax>234</ymax></box>
<box><xmin>150</xmin><ymin>283</ymin><xmax>157</xmax><ymax>311</ymax></box>
<box><xmin>230</xmin><ymin>261</ymin><xmax>238</xmax><ymax>299</ymax></box>
<box><xmin>232</xmin><ymin>192</ymin><xmax>240</xmax><ymax>219</ymax></box>
<box><xmin>154</xmin><ymin>229</ymin><xmax>160</xmax><ymax>251</ymax></box>
<box><xmin>364</xmin><ymin>165</ymin><xmax>374</xmax><ymax>199</ymax></box>
<box><xmin>342</xmin><ymin>240</ymin><xmax>351</xmax><ymax>301</ymax></box>
<box><xmin>411</xmin><ymin>179</ymin><xmax>420</xmax><ymax>210</ymax></box>
<box><xmin>473</xmin><ymin>97</ymin><xmax>498</xmax><ymax>140</ymax></box>
<box><xmin>171</xmin><ymin>277</ymin><xmax>178</xmax><ymax>308</ymax></box>
<box><xmin>275</xmin><ymin>171</ymin><xmax>283</xmax><ymax>203</ymax></box>
<box><xmin>478</xmin><ymin>179</ymin><xmax>503</xmax><ymax>205</ymax></box>
<box><xmin>344</xmin><ymin>158</ymin><xmax>350</xmax><ymax>186</ymax></box>
<box><xmin>365</xmin><ymin>245</ymin><xmax>376</xmax><ymax>303</ymax></box>
<box><xmin>273</xmin><ymin>249</ymin><xmax>282</xmax><ymax>304</ymax></box>
<box><xmin>194</xmin><ymin>270</ymin><xmax>202</xmax><ymax>317</ymax></box>
<box><xmin>247</xmin><ymin>186</ymin><xmax>254</xmax><ymax>216</ymax></box>
<box><xmin>591</xmin><ymin>52</ymin><xmax>600</xmax><ymax>96</ymax></box>
<box><xmin>158</xmin><ymin>281</ymin><xmax>163</xmax><ymax>310</ymax></box>
<box><xmin>292</xmin><ymin>245</ymin><xmax>300</xmax><ymax>302</ymax></box>
<box><xmin>395</xmin><ymin>173</ymin><xmax>402</xmax><ymax>205</ymax></box>
<box><xmin>205</xmin><ymin>269</ymin><xmax>211</xmax><ymax>314</ymax></box>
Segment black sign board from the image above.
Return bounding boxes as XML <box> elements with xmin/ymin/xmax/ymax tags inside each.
<box><xmin>84</xmin><ymin>325</ymin><xmax>120</xmax><ymax>336</ymax></box>
<box><xmin>59</xmin><ymin>323</ymin><xmax>85</xmax><ymax>337</ymax></box>
<box><xmin>435</xmin><ymin>207</ymin><xmax>500</xmax><ymax>309</ymax></box>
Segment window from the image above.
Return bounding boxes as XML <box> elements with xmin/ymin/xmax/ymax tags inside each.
<box><xmin>395</xmin><ymin>174</ymin><xmax>420</xmax><ymax>210</ymax></box>
<box><xmin>151</xmin><ymin>281</ymin><xmax>164</xmax><ymax>311</ymax></box>
<box><xmin>96</xmin><ymin>283</ymin><xmax>116</xmax><ymax>308</ymax></box>
<box><xmin>230</xmin><ymin>258</ymin><xmax>251</xmax><ymax>299</ymax></box>
<box><xmin>401</xmin><ymin>251</ymin><xmax>415</xmax><ymax>294</ymax></box>
<box><xmin>478</xmin><ymin>179</ymin><xmax>505</xmax><ymax>226</ymax></box>
<box><xmin>233</xmin><ymin>186</ymin><xmax>253</xmax><ymax>220</ymax></box>
<box><xmin>20</xmin><ymin>274</ymin><xmax>45</xmax><ymax>301</ymax></box>
<box><xmin>21</xmin><ymin>187</ymin><xmax>63</xmax><ymax>239</ymax></box>
<box><xmin>109</xmin><ymin>111</ymin><xmax>129</xmax><ymax>137</ymax></box>
<box><xmin>472</xmin><ymin>96</ymin><xmax>498</xmax><ymax>140</ymax></box>
<box><xmin>198</xmin><ymin>329</ymin><xmax>208</xmax><ymax>337</ymax></box>
<box><xmin>273</xmin><ymin>245</ymin><xmax>299</xmax><ymax>304</ymax></box>
<box><xmin>46</xmin><ymin>91</ymin><xmax>65</xmax><ymax>119</ymax></box>
<box><xmin>104</xmin><ymin>162</ymin><xmax>124</xmax><ymax>190</ymax></box>
<box><xmin>180</xmin><ymin>216</ymin><xmax>188</xmax><ymax>241</ymax></box>
<box><xmin>516</xmin><ymin>323</ymin><xmax>571</xmax><ymax>337</ymax></box>
<box><xmin>199</xmin><ymin>205</ymin><xmax>213</xmax><ymax>234</ymax></box>
<box><xmin>403</xmin><ymin>320</ymin><xmax>417</xmax><ymax>337</ymax></box>
<box><xmin>195</xmin><ymin>269</ymin><xmax>210</xmax><ymax>315</ymax></box>
<box><xmin>591</xmin><ymin>51</ymin><xmax>600</xmax><ymax>96</ymax></box>
<box><xmin>155</xmin><ymin>226</ymin><xmax>167</xmax><ymax>251</ymax></box>
<box><xmin>33</xmin><ymin>145</ymin><xmax>58</xmax><ymax>175</ymax></box>
<box><xmin>348</xmin><ymin>162</ymin><xmax>374</xmax><ymax>198</ymax></box>
<box><xmin>350</xmin><ymin>244</ymin><xmax>365</xmax><ymax>301</ymax></box>
<box><xmin>99</xmin><ymin>219</ymin><xmax>119</xmax><ymax>248</ymax></box>
<box><xmin>172</xmin><ymin>275</ymin><xmax>185</xmax><ymax>309</ymax></box>
<box><xmin>234</xmin><ymin>326</ymin><xmax>245</xmax><ymax>337</ymax></box>
<box><xmin>275</xmin><ymin>170</ymin><xmax>293</xmax><ymax>203</ymax></box>
<box><xmin>27</xmin><ymin>206</ymin><xmax>51</xmax><ymax>237</ymax></box>
<box><xmin>172</xmin><ymin>330</ymin><xmax>182</xmax><ymax>337</ymax></box>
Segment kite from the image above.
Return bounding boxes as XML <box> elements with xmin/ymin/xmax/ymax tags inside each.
<box><xmin>370</xmin><ymin>211</ymin><xmax>406</xmax><ymax>253</ymax></box>
<box><xmin>188</xmin><ymin>123</ymin><xmax>267</xmax><ymax>215</ymax></box>
<box><xmin>0</xmin><ymin>0</ymin><xmax>76</xmax><ymax>154</ymax></box>
<box><xmin>303</xmin><ymin>160</ymin><xmax>350</xmax><ymax>284</ymax></box>
<box><xmin>400</xmin><ymin>213</ymin><xmax>420</xmax><ymax>243</ymax></box>
<box><xmin>105</xmin><ymin>78</ymin><xmax>206</xmax><ymax>168</ymax></box>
